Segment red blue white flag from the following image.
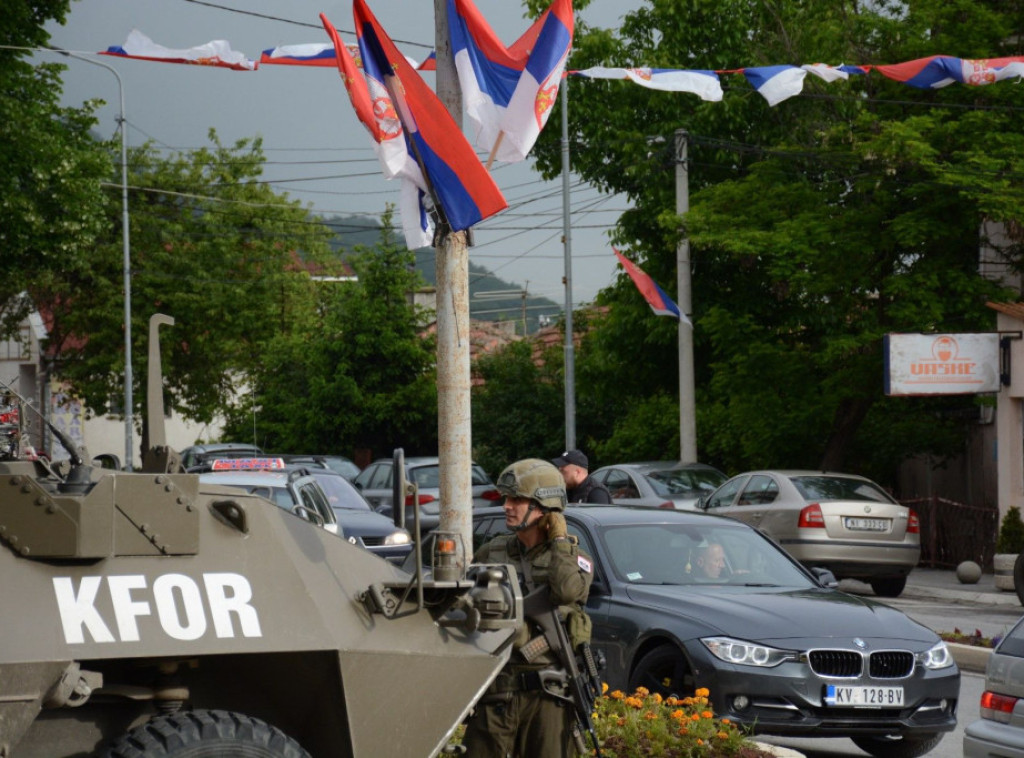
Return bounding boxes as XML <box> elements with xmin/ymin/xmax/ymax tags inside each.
<box><xmin>614</xmin><ymin>248</ymin><xmax>689</xmax><ymax>324</ymax></box>
<box><xmin>321</xmin><ymin>13</ymin><xmax>432</xmax><ymax>248</ymax></box>
<box><xmin>260</xmin><ymin>42</ymin><xmax>434</xmax><ymax>71</ymax></box>
<box><xmin>351</xmin><ymin>0</ymin><xmax>507</xmax><ymax>233</ymax></box>
<box><xmin>448</xmin><ymin>0</ymin><xmax>574</xmax><ymax>164</ymax></box>
<box><xmin>102</xmin><ymin>29</ymin><xmax>257</xmax><ymax>71</ymax></box>
<box><xmin>870</xmin><ymin>55</ymin><xmax>1024</xmax><ymax>88</ymax></box>
<box><xmin>573</xmin><ymin>66</ymin><xmax>723</xmax><ymax>101</ymax></box>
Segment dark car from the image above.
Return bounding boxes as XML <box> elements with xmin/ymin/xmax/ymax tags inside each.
<box><xmin>303</xmin><ymin>467</ymin><xmax>412</xmax><ymax>561</ymax></box>
<box><xmin>964</xmin><ymin>614</ymin><xmax>1024</xmax><ymax>756</ymax></box>
<box><xmin>472</xmin><ymin>504</ymin><xmax>959</xmax><ymax>758</ymax></box>
<box><xmin>278</xmin><ymin>454</ymin><xmax>361</xmax><ymax>481</ymax></box>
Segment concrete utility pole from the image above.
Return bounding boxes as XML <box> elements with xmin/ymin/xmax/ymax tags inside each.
<box><xmin>434</xmin><ymin>0</ymin><xmax>473</xmax><ymax>565</ymax></box>
<box><xmin>675</xmin><ymin>129</ymin><xmax>697</xmax><ymax>462</ymax></box>
<box><xmin>560</xmin><ymin>79</ymin><xmax>576</xmax><ymax>449</ymax></box>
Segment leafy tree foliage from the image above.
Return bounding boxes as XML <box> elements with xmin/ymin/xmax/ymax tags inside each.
<box><xmin>471</xmin><ymin>338</ymin><xmax>565</xmax><ymax>475</ymax></box>
<box><xmin>43</xmin><ymin>133</ymin><xmax>334</xmax><ymax>454</ymax></box>
<box><xmin>1</xmin><ymin>0</ymin><xmax>111</xmax><ymax>338</ymax></box>
<box><xmin>223</xmin><ymin>213</ymin><xmax>439</xmax><ymax>461</ymax></box>
<box><xmin>530</xmin><ymin>0</ymin><xmax>1024</xmax><ymax>482</ymax></box>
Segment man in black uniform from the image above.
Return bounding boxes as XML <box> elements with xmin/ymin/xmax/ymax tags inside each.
<box><xmin>463</xmin><ymin>458</ymin><xmax>593</xmax><ymax>757</ymax></box>
<box><xmin>552</xmin><ymin>449</ymin><xmax>611</xmax><ymax>504</ymax></box>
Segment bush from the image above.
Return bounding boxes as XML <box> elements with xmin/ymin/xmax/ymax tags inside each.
<box><xmin>997</xmin><ymin>506</ymin><xmax>1024</xmax><ymax>554</ymax></box>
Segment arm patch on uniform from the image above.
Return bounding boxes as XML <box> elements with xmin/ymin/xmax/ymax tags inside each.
<box><xmin>578</xmin><ymin>555</ymin><xmax>592</xmax><ymax>573</ymax></box>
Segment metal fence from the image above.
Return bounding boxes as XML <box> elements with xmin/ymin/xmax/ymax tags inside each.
<box><xmin>904</xmin><ymin>496</ymin><xmax>998</xmax><ymax>570</ymax></box>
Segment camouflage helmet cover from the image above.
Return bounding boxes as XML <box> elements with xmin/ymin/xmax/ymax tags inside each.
<box><xmin>496</xmin><ymin>458</ymin><xmax>567</xmax><ymax>511</ymax></box>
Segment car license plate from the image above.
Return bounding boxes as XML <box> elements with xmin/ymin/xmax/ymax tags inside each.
<box><xmin>825</xmin><ymin>685</ymin><xmax>904</xmax><ymax>707</ymax></box>
<box><xmin>844</xmin><ymin>517</ymin><xmax>888</xmax><ymax>531</ymax></box>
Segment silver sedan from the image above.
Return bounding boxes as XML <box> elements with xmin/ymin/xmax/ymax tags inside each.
<box><xmin>698</xmin><ymin>470</ymin><xmax>920</xmax><ymax>597</ymax></box>
<box><xmin>590</xmin><ymin>461</ymin><xmax>727</xmax><ymax>510</ymax></box>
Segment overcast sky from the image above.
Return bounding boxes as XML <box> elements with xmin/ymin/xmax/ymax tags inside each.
<box><xmin>42</xmin><ymin>0</ymin><xmax>643</xmax><ymax>308</ymax></box>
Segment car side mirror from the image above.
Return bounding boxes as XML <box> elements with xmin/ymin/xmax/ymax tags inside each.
<box><xmin>696</xmin><ymin>495</ymin><xmax>709</xmax><ymax>511</ymax></box>
<box><xmin>810</xmin><ymin>567</ymin><xmax>839</xmax><ymax>588</ymax></box>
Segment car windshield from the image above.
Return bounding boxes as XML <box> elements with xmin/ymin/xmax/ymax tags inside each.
<box><xmin>311</xmin><ymin>473</ymin><xmax>372</xmax><ymax>511</ymax></box>
<box><xmin>790</xmin><ymin>475</ymin><xmax>894</xmax><ymax>504</ymax></box>
<box><xmin>599</xmin><ymin>522</ymin><xmax>813</xmax><ymax>587</ymax></box>
<box><xmin>647</xmin><ymin>468</ymin><xmax>727</xmax><ymax>496</ymax></box>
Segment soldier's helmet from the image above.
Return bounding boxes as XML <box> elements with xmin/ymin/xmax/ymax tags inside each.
<box><xmin>495</xmin><ymin>458</ymin><xmax>567</xmax><ymax>512</ymax></box>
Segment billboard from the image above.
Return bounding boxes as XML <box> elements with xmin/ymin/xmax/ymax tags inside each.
<box><xmin>884</xmin><ymin>333</ymin><xmax>1000</xmax><ymax>396</ymax></box>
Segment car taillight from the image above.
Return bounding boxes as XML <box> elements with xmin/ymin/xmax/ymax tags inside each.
<box><xmin>980</xmin><ymin>690</ymin><xmax>1018</xmax><ymax>723</ymax></box>
<box><xmin>907</xmin><ymin>509</ymin><xmax>920</xmax><ymax>534</ymax></box>
<box><xmin>798</xmin><ymin>504</ymin><xmax>825</xmax><ymax>528</ymax></box>
<box><xmin>404</xmin><ymin>493</ymin><xmax>437</xmax><ymax>507</ymax></box>
<box><xmin>481</xmin><ymin>489</ymin><xmax>502</xmax><ymax>502</ymax></box>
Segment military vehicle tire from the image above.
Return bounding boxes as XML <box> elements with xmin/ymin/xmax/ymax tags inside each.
<box><xmin>98</xmin><ymin>709</ymin><xmax>311</xmax><ymax>758</ymax></box>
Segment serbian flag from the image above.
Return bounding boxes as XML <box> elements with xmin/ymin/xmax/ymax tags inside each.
<box><xmin>573</xmin><ymin>66</ymin><xmax>723</xmax><ymax>101</ymax></box>
<box><xmin>350</xmin><ymin>0</ymin><xmax>506</xmax><ymax>233</ymax></box>
<box><xmin>870</xmin><ymin>55</ymin><xmax>1024</xmax><ymax>88</ymax></box>
<box><xmin>614</xmin><ymin>249</ymin><xmax>688</xmax><ymax>323</ymax></box>
<box><xmin>321</xmin><ymin>13</ymin><xmax>431</xmax><ymax>248</ymax></box>
<box><xmin>449</xmin><ymin>0</ymin><xmax>573</xmax><ymax>164</ymax></box>
<box><xmin>260</xmin><ymin>42</ymin><xmax>434</xmax><ymax>71</ymax></box>
<box><xmin>101</xmin><ymin>29</ymin><xmax>257</xmax><ymax>71</ymax></box>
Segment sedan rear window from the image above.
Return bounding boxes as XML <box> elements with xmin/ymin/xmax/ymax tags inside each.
<box><xmin>791</xmin><ymin>476</ymin><xmax>895</xmax><ymax>504</ymax></box>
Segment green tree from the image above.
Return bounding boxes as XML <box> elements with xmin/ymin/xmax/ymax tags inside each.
<box><xmin>471</xmin><ymin>338</ymin><xmax>565</xmax><ymax>476</ymax></box>
<box><xmin>1</xmin><ymin>0</ymin><xmax>111</xmax><ymax>338</ymax></box>
<box><xmin>43</xmin><ymin>132</ymin><xmax>334</xmax><ymax>453</ymax></box>
<box><xmin>224</xmin><ymin>213</ymin><xmax>439</xmax><ymax>461</ymax></box>
<box><xmin>532</xmin><ymin>0</ymin><xmax>1024</xmax><ymax>481</ymax></box>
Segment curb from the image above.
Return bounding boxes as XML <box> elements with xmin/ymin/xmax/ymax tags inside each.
<box><xmin>753</xmin><ymin>741</ymin><xmax>805</xmax><ymax>757</ymax></box>
<box><xmin>947</xmin><ymin>641</ymin><xmax>992</xmax><ymax>673</ymax></box>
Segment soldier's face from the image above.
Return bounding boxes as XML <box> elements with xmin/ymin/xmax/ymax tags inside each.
<box><xmin>503</xmin><ymin>496</ymin><xmax>540</xmax><ymax>529</ymax></box>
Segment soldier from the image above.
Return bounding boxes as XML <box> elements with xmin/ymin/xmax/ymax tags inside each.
<box><xmin>463</xmin><ymin>458</ymin><xmax>594</xmax><ymax>757</ymax></box>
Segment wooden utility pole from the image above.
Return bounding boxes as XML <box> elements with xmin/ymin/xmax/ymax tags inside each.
<box><xmin>434</xmin><ymin>0</ymin><xmax>473</xmax><ymax>565</ymax></box>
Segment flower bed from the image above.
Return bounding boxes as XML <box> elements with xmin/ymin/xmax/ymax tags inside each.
<box><xmin>940</xmin><ymin>627</ymin><xmax>999</xmax><ymax>648</ymax></box>
<box><xmin>594</xmin><ymin>686</ymin><xmax>776</xmax><ymax>757</ymax></box>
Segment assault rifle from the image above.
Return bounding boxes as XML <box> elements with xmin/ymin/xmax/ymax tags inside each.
<box><xmin>521</xmin><ymin>587</ymin><xmax>603</xmax><ymax>757</ymax></box>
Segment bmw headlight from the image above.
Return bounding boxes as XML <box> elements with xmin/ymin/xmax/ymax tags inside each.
<box><xmin>918</xmin><ymin>641</ymin><xmax>954</xmax><ymax>670</ymax></box>
<box><xmin>701</xmin><ymin>636</ymin><xmax>795</xmax><ymax>668</ymax></box>
<box><xmin>385</xmin><ymin>530</ymin><xmax>412</xmax><ymax>546</ymax></box>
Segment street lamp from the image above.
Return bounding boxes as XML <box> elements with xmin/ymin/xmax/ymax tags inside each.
<box><xmin>53</xmin><ymin>48</ymin><xmax>133</xmax><ymax>470</ymax></box>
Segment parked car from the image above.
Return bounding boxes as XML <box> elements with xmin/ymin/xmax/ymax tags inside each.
<box><xmin>590</xmin><ymin>461</ymin><xmax>728</xmax><ymax>509</ymax></box>
<box><xmin>697</xmin><ymin>470</ymin><xmax>920</xmax><ymax>597</ymax></box>
<box><xmin>964</xmin><ymin>614</ymin><xmax>1024</xmax><ymax>757</ymax></box>
<box><xmin>180</xmin><ymin>442</ymin><xmax>263</xmax><ymax>470</ymax></box>
<box><xmin>277</xmin><ymin>453</ymin><xmax>361</xmax><ymax>481</ymax></box>
<box><xmin>353</xmin><ymin>456</ymin><xmax>500</xmax><ymax>530</ymax></box>
<box><xmin>302</xmin><ymin>467</ymin><xmax>412</xmax><ymax>561</ymax></box>
<box><xmin>197</xmin><ymin>458</ymin><xmax>339</xmax><ymax>536</ymax></box>
<box><xmin>471</xmin><ymin>504</ymin><xmax>959</xmax><ymax>758</ymax></box>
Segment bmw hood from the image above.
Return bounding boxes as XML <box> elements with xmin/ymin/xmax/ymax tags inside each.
<box><xmin>623</xmin><ymin>584</ymin><xmax>938</xmax><ymax>648</ymax></box>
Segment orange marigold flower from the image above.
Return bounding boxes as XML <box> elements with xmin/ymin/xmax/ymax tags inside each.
<box><xmin>652</xmin><ymin>692</ymin><xmax>663</xmax><ymax>704</ymax></box>
<box><xmin>695</xmin><ymin>687</ymin><xmax>710</xmax><ymax>697</ymax></box>
<box><xmin>626</xmin><ymin>697</ymin><xmax>644</xmax><ymax>709</ymax></box>
<box><xmin>702</xmin><ymin>710</ymin><xmax>714</xmax><ymax>719</ymax></box>
<box><xmin>717</xmin><ymin>731</ymin><xmax>730</xmax><ymax>740</ymax></box>
<box><xmin>602</xmin><ymin>682</ymin><xmax>609</xmax><ymax>694</ymax></box>
<box><xmin>721</xmin><ymin>718</ymin><xmax>731</xmax><ymax>725</ymax></box>
<box><xmin>678</xmin><ymin>727</ymin><xmax>689</xmax><ymax>736</ymax></box>
<box><xmin>690</xmin><ymin>713</ymin><xmax>701</xmax><ymax>721</ymax></box>
<box><xmin>671</xmin><ymin>710</ymin><xmax>685</xmax><ymax>721</ymax></box>
<box><xmin>697</xmin><ymin>738</ymin><xmax>705</xmax><ymax>745</ymax></box>
<box><xmin>610</xmin><ymin>690</ymin><xmax>625</xmax><ymax>700</ymax></box>
<box><xmin>644</xmin><ymin>712</ymin><xmax>658</xmax><ymax>721</ymax></box>
<box><xmin>665</xmin><ymin>697</ymin><xmax>681</xmax><ymax>706</ymax></box>
<box><xmin>635</xmin><ymin>686</ymin><xmax>650</xmax><ymax>697</ymax></box>
<box><xmin>617</xmin><ymin>718</ymin><xmax>626</xmax><ymax>727</ymax></box>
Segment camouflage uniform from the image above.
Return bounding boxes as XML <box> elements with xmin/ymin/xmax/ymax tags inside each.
<box><xmin>463</xmin><ymin>492</ymin><xmax>593</xmax><ymax>757</ymax></box>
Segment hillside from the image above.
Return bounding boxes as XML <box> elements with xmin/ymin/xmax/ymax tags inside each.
<box><xmin>321</xmin><ymin>213</ymin><xmax>562</xmax><ymax>335</ymax></box>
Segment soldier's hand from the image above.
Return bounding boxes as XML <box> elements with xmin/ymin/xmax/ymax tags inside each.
<box><xmin>541</xmin><ymin>512</ymin><xmax>568</xmax><ymax>540</ymax></box>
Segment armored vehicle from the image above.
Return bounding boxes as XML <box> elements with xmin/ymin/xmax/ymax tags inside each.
<box><xmin>0</xmin><ymin>315</ymin><xmax>522</xmax><ymax>757</ymax></box>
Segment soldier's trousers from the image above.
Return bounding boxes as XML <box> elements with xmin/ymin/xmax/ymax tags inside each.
<box><xmin>462</xmin><ymin>687</ymin><xmax>575</xmax><ymax>758</ymax></box>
